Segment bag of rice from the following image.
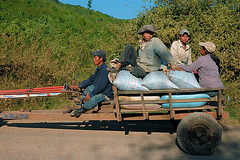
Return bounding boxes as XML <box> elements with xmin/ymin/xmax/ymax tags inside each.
<box><xmin>142</xmin><ymin>71</ymin><xmax>179</xmax><ymax>89</ymax></box>
<box><xmin>168</xmin><ymin>70</ymin><xmax>201</xmax><ymax>88</ymax></box>
<box><xmin>113</xmin><ymin>70</ymin><xmax>149</xmax><ymax>91</ymax></box>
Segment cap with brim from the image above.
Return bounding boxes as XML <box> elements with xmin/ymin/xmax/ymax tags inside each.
<box><xmin>91</xmin><ymin>49</ymin><xmax>106</xmax><ymax>60</ymax></box>
<box><xmin>199</xmin><ymin>42</ymin><xmax>216</xmax><ymax>53</ymax></box>
<box><xmin>137</xmin><ymin>25</ymin><xmax>157</xmax><ymax>35</ymax></box>
<box><xmin>180</xmin><ymin>29</ymin><xmax>190</xmax><ymax>36</ymax></box>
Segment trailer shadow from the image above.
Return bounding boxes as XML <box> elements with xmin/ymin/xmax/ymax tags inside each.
<box><xmin>0</xmin><ymin>118</ymin><xmax>5</xmax><ymax>127</ymax></box>
<box><xmin>1</xmin><ymin>119</ymin><xmax>240</xmax><ymax>159</ymax></box>
<box><xmin>3</xmin><ymin>119</ymin><xmax>177</xmax><ymax>134</ymax></box>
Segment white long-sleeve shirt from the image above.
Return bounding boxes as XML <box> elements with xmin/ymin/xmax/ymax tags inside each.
<box><xmin>170</xmin><ymin>40</ymin><xmax>192</xmax><ymax>66</ymax></box>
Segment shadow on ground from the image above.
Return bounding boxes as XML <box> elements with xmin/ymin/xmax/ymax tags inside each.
<box><xmin>2</xmin><ymin>119</ymin><xmax>177</xmax><ymax>135</ymax></box>
<box><xmin>1</xmin><ymin>118</ymin><xmax>240</xmax><ymax>159</ymax></box>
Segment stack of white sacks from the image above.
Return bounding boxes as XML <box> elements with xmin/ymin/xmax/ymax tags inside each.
<box><xmin>113</xmin><ymin>70</ymin><xmax>201</xmax><ymax>91</ymax></box>
<box><xmin>113</xmin><ymin>70</ymin><xmax>210</xmax><ymax>108</ymax></box>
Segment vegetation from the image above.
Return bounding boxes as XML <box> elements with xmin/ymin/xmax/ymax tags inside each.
<box><xmin>140</xmin><ymin>0</ymin><xmax>240</xmax><ymax>82</ymax></box>
<box><xmin>0</xmin><ymin>0</ymin><xmax>133</xmax><ymax>88</ymax></box>
<box><xmin>138</xmin><ymin>0</ymin><xmax>240</xmax><ymax>123</ymax></box>
<box><xmin>0</xmin><ymin>0</ymin><xmax>239</xmax><ymax>123</ymax></box>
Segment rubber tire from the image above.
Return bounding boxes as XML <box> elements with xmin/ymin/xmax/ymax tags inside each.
<box><xmin>176</xmin><ymin>112</ymin><xmax>222</xmax><ymax>155</ymax></box>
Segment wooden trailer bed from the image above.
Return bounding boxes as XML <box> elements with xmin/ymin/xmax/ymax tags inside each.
<box><xmin>113</xmin><ymin>86</ymin><xmax>229</xmax><ymax>121</ymax></box>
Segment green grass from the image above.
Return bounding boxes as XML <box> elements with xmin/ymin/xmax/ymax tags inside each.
<box><xmin>223</xmin><ymin>82</ymin><xmax>240</xmax><ymax>124</ymax></box>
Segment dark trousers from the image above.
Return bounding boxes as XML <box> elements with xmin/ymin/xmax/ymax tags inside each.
<box><xmin>119</xmin><ymin>45</ymin><xmax>147</xmax><ymax>78</ymax></box>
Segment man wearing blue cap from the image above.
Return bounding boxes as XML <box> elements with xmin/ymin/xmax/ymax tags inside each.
<box><xmin>73</xmin><ymin>50</ymin><xmax>113</xmax><ymax>117</ymax></box>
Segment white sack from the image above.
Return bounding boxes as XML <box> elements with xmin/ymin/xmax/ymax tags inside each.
<box><xmin>113</xmin><ymin>70</ymin><xmax>149</xmax><ymax>91</ymax></box>
<box><xmin>168</xmin><ymin>70</ymin><xmax>201</xmax><ymax>88</ymax></box>
<box><xmin>142</xmin><ymin>71</ymin><xmax>179</xmax><ymax>89</ymax></box>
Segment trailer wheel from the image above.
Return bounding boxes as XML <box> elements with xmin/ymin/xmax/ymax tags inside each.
<box><xmin>176</xmin><ymin>112</ymin><xmax>222</xmax><ymax>155</ymax></box>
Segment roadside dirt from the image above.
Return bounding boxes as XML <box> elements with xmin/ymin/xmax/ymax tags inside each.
<box><xmin>0</xmin><ymin>119</ymin><xmax>239</xmax><ymax>160</ymax></box>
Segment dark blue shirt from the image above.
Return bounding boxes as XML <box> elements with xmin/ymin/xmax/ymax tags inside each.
<box><xmin>78</xmin><ymin>62</ymin><xmax>114</xmax><ymax>99</ymax></box>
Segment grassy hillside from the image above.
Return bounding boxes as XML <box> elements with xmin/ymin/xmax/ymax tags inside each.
<box><xmin>0</xmin><ymin>0</ymin><xmax>239</xmax><ymax>123</ymax></box>
<box><xmin>0</xmin><ymin>0</ymin><xmax>136</xmax><ymax>89</ymax></box>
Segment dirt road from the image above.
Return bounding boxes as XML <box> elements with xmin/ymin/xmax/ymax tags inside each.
<box><xmin>0</xmin><ymin>118</ymin><xmax>239</xmax><ymax>160</ymax></box>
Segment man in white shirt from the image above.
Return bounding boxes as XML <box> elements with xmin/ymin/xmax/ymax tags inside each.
<box><xmin>170</xmin><ymin>29</ymin><xmax>192</xmax><ymax>66</ymax></box>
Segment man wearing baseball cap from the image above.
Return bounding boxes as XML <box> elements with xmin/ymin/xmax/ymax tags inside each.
<box><xmin>108</xmin><ymin>25</ymin><xmax>176</xmax><ymax>78</ymax></box>
<box><xmin>174</xmin><ymin>41</ymin><xmax>223</xmax><ymax>91</ymax></box>
<box><xmin>170</xmin><ymin>29</ymin><xmax>192</xmax><ymax>66</ymax></box>
<box><xmin>72</xmin><ymin>49</ymin><xmax>113</xmax><ymax>117</ymax></box>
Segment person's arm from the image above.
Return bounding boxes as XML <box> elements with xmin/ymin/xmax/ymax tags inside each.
<box><xmin>178</xmin><ymin>57</ymin><xmax>202</xmax><ymax>72</ymax></box>
<box><xmin>154</xmin><ymin>39</ymin><xmax>177</xmax><ymax>68</ymax></box>
<box><xmin>173</xmin><ymin>67</ymin><xmax>184</xmax><ymax>71</ymax></box>
<box><xmin>78</xmin><ymin>73</ymin><xmax>95</xmax><ymax>89</ymax></box>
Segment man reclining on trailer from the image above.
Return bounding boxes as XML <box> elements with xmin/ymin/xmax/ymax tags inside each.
<box><xmin>71</xmin><ymin>50</ymin><xmax>114</xmax><ymax>117</ymax></box>
<box><xmin>107</xmin><ymin>25</ymin><xmax>177</xmax><ymax>78</ymax></box>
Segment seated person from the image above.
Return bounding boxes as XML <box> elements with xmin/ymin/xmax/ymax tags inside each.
<box><xmin>73</xmin><ymin>50</ymin><xmax>114</xmax><ymax>117</ymax></box>
<box><xmin>174</xmin><ymin>41</ymin><xmax>223</xmax><ymax>96</ymax></box>
<box><xmin>170</xmin><ymin>29</ymin><xmax>192</xmax><ymax>66</ymax></box>
<box><xmin>170</xmin><ymin>29</ymin><xmax>200</xmax><ymax>81</ymax></box>
<box><xmin>108</xmin><ymin>25</ymin><xmax>176</xmax><ymax>78</ymax></box>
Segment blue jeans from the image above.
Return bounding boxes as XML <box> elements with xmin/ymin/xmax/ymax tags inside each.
<box><xmin>82</xmin><ymin>85</ymin><xmax>107</xmax><ymax>110</ymax></box>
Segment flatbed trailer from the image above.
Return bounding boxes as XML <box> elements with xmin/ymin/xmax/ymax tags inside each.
<box><xmin>0</xmin><ymin>86</ymin><xmax>229</xmax><ymax>155</ymax></box>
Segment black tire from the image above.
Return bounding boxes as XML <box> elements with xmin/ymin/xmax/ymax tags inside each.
<box><xmin>176</xmin><ymin>112</ymin><xmax>222</xmax><ymax>155</ymax></box>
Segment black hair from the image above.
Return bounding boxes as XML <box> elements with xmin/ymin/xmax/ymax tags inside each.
<box><xmin>94</xmin><ymin>55</ymin><xmax>106</xmax><ymax>62</ymax></box>
<box><xmin>99</xmin><ymin>56</ymin><xmax>106</xmax><ymax>62</ymax></box>
<box><xmin>210</xmin><ymin>54</ymin><xmax>222</xmax><ymax>74</ymax></box>
<box><xmin>204</xmin><ymin>47</ymin><xmax>212</xmax><ymax>55</ymax></box>
<box><xmin>179</xmin><ymin>33</ymin><xmax>190</xmax><ymax>37</ymax></box>
<box><xmin>144</xmin><ymin>31</ymin><xmax>157</xmax><ymax>36</ymax></box>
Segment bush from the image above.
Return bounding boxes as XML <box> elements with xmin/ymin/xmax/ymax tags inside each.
<box><xmin>134</xmin><ymin>0</ymin><xmax>240</xmax><ymax>83</ymax></box>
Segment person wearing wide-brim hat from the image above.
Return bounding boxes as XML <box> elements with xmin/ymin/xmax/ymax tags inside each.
<box><xmin>137</xmin><ymin>25</ymin><xmax>158</xmax><ymax>35</ymax></box>
<box><xmin>108</xmin><ymin>25</ymin><xmax>176</xmax><ymax>78</ymax></box>
<box><xmin>174</xmin><ymin>41</ymin><xmax>223</xmax><ymax>92</ymax></box>
<box><xmin>170</xmin><ymin>29</ymin><xmax>192</xmax><ymax>66</ymax></box>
